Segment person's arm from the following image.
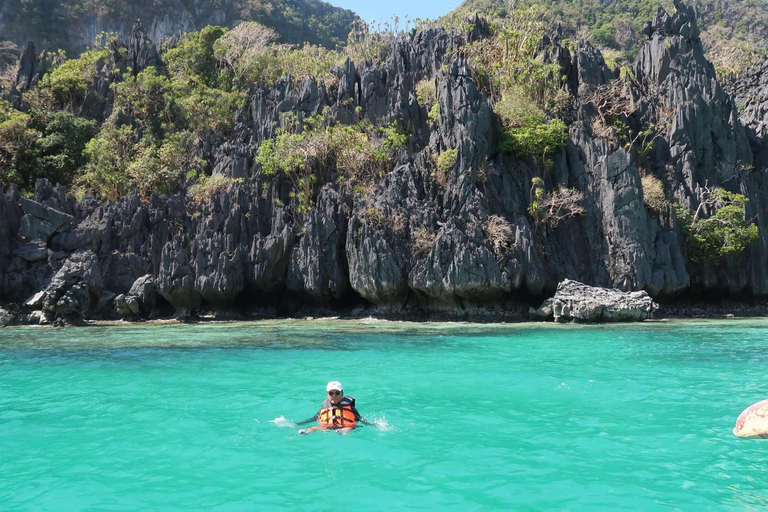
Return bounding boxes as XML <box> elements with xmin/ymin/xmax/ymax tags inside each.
<box><xmin>297</xmin><ymin>411</ymin><xmax>321</xmax><ymax>434</ymax></box>
<box><xmin>295</xmin><ymin>413</ymin><xmax>318</xmax><ymax>426</ymax></box>
<box><xmin>351</xmin><ymin>407</ymin><xmax>373</xmax><ymax>426</ymax></box>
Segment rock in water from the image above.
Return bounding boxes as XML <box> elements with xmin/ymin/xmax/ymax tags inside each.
<box><xmin>533</xmin><ymin>279</ymin><xmax>659</xmax><ymax>322</ymax></box>
<box><xmin>734</xmin><ymin>399</ymin><xmax>768</xmax><ymax>439</ymax></box>
<box><xmin>0</xmin><ymin>307</ymin><xmax>14</xmax><ymax>327</ymax></box>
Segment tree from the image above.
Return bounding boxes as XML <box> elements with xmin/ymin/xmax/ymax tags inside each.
<box><xmin>214</xmin><ymin>22</ymin><xmax>278</xmax><ymax>84</ymax></box>
<box><xmin>0</xmin><ymin>100</ymin><xmax>40</xmax><ymax>189</ymax></box>
<box><xmin>674</xmin><ymin>186</ymin><xmax>759</xmax><ymax>263</ymax></box>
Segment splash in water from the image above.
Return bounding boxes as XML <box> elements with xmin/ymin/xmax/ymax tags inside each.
<box><xmin>269</xmin><ymin>416</ymin><xmax>296</xmax><ymax>428</ymax></box>
<box><xmin>365</xmin><ymin>414</ymin><xmax>393</xmax><ymax>432</ymax></box>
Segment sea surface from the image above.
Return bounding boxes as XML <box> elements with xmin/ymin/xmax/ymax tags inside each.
<box><xmin>1</xmin><ymin>319</ymin><xmax>768</xmax><ymax>511</ymax></box>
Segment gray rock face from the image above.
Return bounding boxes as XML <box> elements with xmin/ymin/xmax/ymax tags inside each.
<box><xmin>158</xmin><ymin>235</ymin><xmax>202</xmax><ymax>312</ymax></box>
<box><xmin>726</xmin><ymin>59</ymin><xmax>768</xmax><ymax>170</ymax></box>
<box><xmin>287</xmin><ymin>187</ymin><xmax>350</xmax><ymax>302</ymax></box>
<box><xmin>250</xmin><ymin>213</ymin><xmax>294</xmax><ymax>293</ymax></box>
<box><xmin>42</xmin><ymin>250</ymin><xmax>102</xmax><ymax>319</ymax></box>
<box><xmin>128</xmin><ymin>275</ymin><xmax>158</xmax><ymax>311</ymax></box>
<box><xmin>128</xmin><ymin>20</ymin><xmax>162</xmax><ymax>76</ymax></box>
<box><xmin>14</xmin><ymin>241</ymin><xmax>48</xmax><ymax>262</ymax></box>
<box><xmin>534</xmin><ymin>279</ymin><xmax>659</xmax><ymax>322</ymax></box>
<box><xmin>55</xmin><ymin>283</ymin><xmax>91</xmax><ymax>317</ymax></box>
<box><xmin>113</xmin><ymin>274</ymin><xmax>157</xmax><ymax>317</ymax></box>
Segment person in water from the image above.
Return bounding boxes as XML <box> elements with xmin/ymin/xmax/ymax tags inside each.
<box><xmin>297</xmin><ymin>381</ymin><xmax>368</xmax><ymax>435</ymax></box>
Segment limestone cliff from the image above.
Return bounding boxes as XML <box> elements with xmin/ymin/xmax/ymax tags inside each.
<box><xmin>1</xmin><ymin>1</ymin><xmax>767</xmax><ymax>323</ymax></box>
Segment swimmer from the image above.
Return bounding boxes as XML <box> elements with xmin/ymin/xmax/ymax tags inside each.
<box><xmin>296</xmin><ymin>381</ymin><xmax>370</xmax><ymax>435</ymax></box>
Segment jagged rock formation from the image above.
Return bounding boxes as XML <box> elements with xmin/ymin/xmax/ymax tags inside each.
<box><xmin>532</xmin><ymin>279</ymin><xmax>659</xmax><ymax>322</ymax></box>
<box><xmin>726</xmin><ymin>60</ymin><xmax>768</xmax><ymax>181</ymax></box>
<box><xmin>1</xmin><ymin>2</ymin><xmax>767</xmax><ymax>324</ymax></box>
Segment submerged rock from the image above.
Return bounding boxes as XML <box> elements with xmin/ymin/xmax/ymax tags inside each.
<box><xmin>532</xmin><ymin>279</ymin><xmax>659</xmax><ymax>322</ymax></box>
<box><xmin>734</xmin><ymin>399</ymin><xmax>768</xmax><ymax>439</ymax></box>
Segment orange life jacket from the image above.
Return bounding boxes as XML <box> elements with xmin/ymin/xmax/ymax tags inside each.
<box><xmin>317</xmin><ymin>398</ymin><xmax>359</xmax><ymax>429</ymax></box>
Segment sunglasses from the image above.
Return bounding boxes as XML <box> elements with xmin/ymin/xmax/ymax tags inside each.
<box><xmin>327</xmin><ymin>390</ymin><xmax>342</xmax><ymax>396</ymax></box>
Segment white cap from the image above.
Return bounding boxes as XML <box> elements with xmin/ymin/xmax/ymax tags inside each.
<box><xmin>326</xmin><ymin>381</ymin><xmax>343</xmax><ymax>392</ymax></box>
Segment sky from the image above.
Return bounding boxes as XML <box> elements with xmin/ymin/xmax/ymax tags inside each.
<box><xmin>326</xmin><ymin>0</ymin><xmax>462</xmax><ymax>25</ymax></box>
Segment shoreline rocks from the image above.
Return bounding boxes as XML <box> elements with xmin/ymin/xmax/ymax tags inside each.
<box><xmin>532</xmin><ymin>280</ymin><xmax>659</xmax><ymax>322</ymax></box>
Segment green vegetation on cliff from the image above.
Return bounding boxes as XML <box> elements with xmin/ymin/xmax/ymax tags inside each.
<box><xmin>674</xmin><ymin>189</ymin><xmax>759</xmax><ymax>263</ymax></box>
<box><xmin>0</xmin><ymin>20</ymin><xmax>414</xmax><ymax>202</ymax></box>
<box><xmin>2</xmin><ymin>26</ymin><xmax>245</xmax><ymax>199</ymax></box>
<box><xmin>451</xmin><ymin>6</ymin><xmax>569</xmax><ymax>161</ymax></box>
<box><xmin>0</xmin><ymin>0</ymin><xmax>359</xmax><ymax>62</ymax></box>
<box><xmin>454</xmin><ymin>0</ymin><xmax>768</xmax><ymax>72</ymax></box>
<box><xmin>257</xmin><ymin>113</ymin><xmax>408</xmax><ymax>215</ymax></box>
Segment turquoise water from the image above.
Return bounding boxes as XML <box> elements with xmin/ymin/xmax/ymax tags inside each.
<box><xmin>2</xmin><ymin>319</ymin><xmax>768</xmax><ymax>510</ymax></box>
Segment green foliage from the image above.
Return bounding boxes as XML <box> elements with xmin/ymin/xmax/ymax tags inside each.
<box><xmin>344</xmin><ymin>18</ymin><xmax>398</xmax><ymax>64</ymax></box>
<box><xmin>499</xmin><ymin>119</ymin><xmax>568</xmax><ymax>161</ymax></box>
<box><xmin>619</xmin><ymin>66</ymin><xmax>636</xmax><ymax>83</ymax></box>
<box><xmin>1</xmin><ymin>12</ymin><xmax>364</xmax><ymax>200</ymax></box>
<box><xmin>78</xmin><ymin>124</ymin><xmax>136</xmax><ymax>200</ymax></box>
<box><xmin>126</xmin><ymin>131</ymin><xmax>202</xmax><ymax>199</ymax></box>
<box><xmin>36</xmin><ymin>46</ymin><xmax>109</xmax><ymax>113</ymax></box>
<box><xmin>236</xmin><ymin>0</ymin><xmax>360</xmax><ymax>49</ymax></box>
<box><xmin>165</xmin><ymin>26</ymin><xmax>229</xmax><ymax>89</ymax></box>
<box><xmin>77</xmin><ymin>122</ymin><xmax>201</xmax><ymax>201</ymax></box>
<box><xmin>437</xmin><ymin>149</ymin><xmax>458</xmax><ymax>175</ymax></box>
<box><xmin>112</xmin><ymin>66</ymin><xmax>172</xmax><ymax>135</ymax></box>
<box><xmin>213</xmin><ymin>22</ymin><xmax>279</xmax><ymax>84</ymax></box>
<box><xmin>495</xmin><ymin>88</ymin><xmax>545</xmax><ymax>129</ymax></box>
<box><xmin>380</xmin><ymin>123</ymin><xmax>409</xmax><ymax>156</ymax></box>
<box><xmin>449</xmin><ymin>7</ymin><xmax>570</xmax><ymax>162</ymax></box>
<box><xmin>0</xmin><ymin>100</ymin><xmax>40</xmax><ymax>189</ymax></box>
<box><xmin>457</xmin><ymin>6</ymin><xmax>565</xmax><ymax>108</ymax></box>
<box><xmin>592</xmin><ymin>23</ymin><xmax>617</xmax><ymax>48</ymax></box>
<box><xmin>415</xmin><ymin>79</ymin><xmax>436</xmax><ymax>108</ymax></box>
<box><xmin>36</xmin><ymin>111</ymin><xmax>99</xmax><ymax>186</ymax></box>
<box><xmin>674</xmin><ymin>190</ymin><xmax>759</xmax><ymax>263</ymax></box>
<box><xmin>212</xmin><ymin>22</ymin><xmax>345</xmax><ymax>90</ymax></box>
<box><xmin>0</xmin><ymin>99</ymin><xmax>101</xmax><ymax>189</ymax></box>
<box><xmin>253</xmin><ymin>44</ymin><xmax>343</xmax><ymax>87</ymax></box>
<box><xmin>428</xmin><ymin>103</ymin><xmax>441</xmax><ymax>124</ymax></box>
<box><xmin>528</xmin><ymin>176</ymin><xmax>544</xmax><ymax>225</ymax></box>
<box><xmin>168</xmin><ymin>77</ymin><xmax>244</xmax><ymax>136</ymax></box>
<box><xmin>256</xmin><ymin>114</ymin><xmax>408</xmax><ymax>215</ymax></box>
<box><xmin>125</xmin><ymin>34</ymin><xmax>245</xmax><ymax>137</ymax></box>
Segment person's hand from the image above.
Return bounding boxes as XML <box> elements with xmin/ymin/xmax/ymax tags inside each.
<box><xmin>298</xmin><ymin>429</ymin><xmax>308</xmax><ymax>435</ymax></box>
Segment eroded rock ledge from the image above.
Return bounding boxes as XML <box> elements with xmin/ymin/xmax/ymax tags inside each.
<box><xmin>532</xmin><ymin>280</ymin><xmax>659</xmax><ymax>322</ymax></box>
